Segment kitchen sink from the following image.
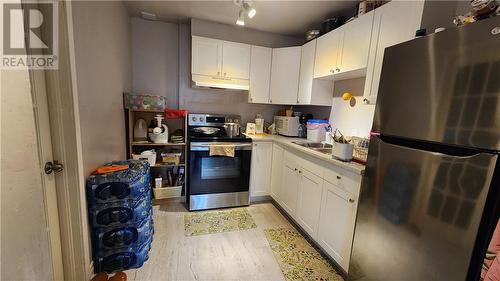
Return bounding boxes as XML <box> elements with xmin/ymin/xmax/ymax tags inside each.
<box><xmin>291</xmin><ymin>141</ymin><xmax>333</xmax><ymax>155</ymax></box>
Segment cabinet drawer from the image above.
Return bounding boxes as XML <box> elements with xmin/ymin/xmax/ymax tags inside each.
<box><xmin>324</xmin><ymin>166</ymin><xmax>361</xmax><ymax>197</ymax></box>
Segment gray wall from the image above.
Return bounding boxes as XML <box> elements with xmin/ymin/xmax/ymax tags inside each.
<box><xmin>131</xmin><ymin>18</ymin><xmax>179</xmax><ymax>108</ymax></box>
<box><xmin>328</xmin><ymin>78</ymin><xmax>375</xmax><ymax>138</ymax></box>
<box><xmin>1</xmin><ymin>70</ymin><xmax>53</xmax><ymax>279</ymax></box>
<box><xmin>131</xmin><ymin>18</ymin><xmax>307</xmax><ymax>125</ymax></box>
<box><xmin>72</xmin><ymin>1</ymin><xmax>132</xmax><ymax>176</ymax></box>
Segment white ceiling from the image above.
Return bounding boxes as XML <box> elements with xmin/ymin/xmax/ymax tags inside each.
<box><xmin>124</xmin><ymin>1</ymin><xmax>357</xmax><ymax>36</ymax></box>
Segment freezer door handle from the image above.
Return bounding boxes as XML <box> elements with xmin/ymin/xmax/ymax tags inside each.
<box><xmin>378</xmin><ymin>135</ymin><xmax>487</xmax><ymax>158</ymax></box>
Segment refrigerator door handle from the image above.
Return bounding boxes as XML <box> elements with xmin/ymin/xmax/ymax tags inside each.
<box><xmin>378</xmin><ymin>135</ymin><xmax>487</xmax><ymax>158</ymax></box>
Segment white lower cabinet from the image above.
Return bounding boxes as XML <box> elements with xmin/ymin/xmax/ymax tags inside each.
<box><xmin>296</xmin><ymin>168</ymin><xmax>323</xmax><ymax>239</ymax></box>
<box><xmin>317</xmin><ymin>180</ymin><xmax>358</xmax><ymax>272</ymax></box>
<box><xmin>268</xmin><ymin>146</ymin><xmax>361</xmax><ymax>273</ymax></box>
<box><xmin>270</xmin><ymin>144</ymin><xmax>284</xmax><ymax>202</ymax></box>
<box><xmin>250</xmin><ymin>142</ymin><xmax>273</xmax><ymax>197</ymax></box>
<box><xmin>280</xmin><ymin>162</ymin><xmax>300</xmax><ymax>217</ymax></box>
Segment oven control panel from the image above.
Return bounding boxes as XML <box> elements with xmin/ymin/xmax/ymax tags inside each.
<box><xmin>189</xmin><ymin>113</ymin><xmax>241</xmax><ymax>126</ymax></box>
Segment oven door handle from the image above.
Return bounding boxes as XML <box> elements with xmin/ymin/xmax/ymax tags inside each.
<box><xmin>190</xmin><ymin>143</ymin><xmax>253</xmax><ymax>151</ymax></box>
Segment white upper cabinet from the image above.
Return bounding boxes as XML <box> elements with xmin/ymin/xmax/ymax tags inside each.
<box><xmin>191</xmin><ymin>36</ymin><xmax>250</xmax><ymax>90</ymax></box>
<box><xmin>314</xmin><ymin>30</ymin><xmax>342</xmax><ymax>78</ymax></box>
<box><xmin>250</xmin><ymin>142</ymin><xmax>273</xmax><ymax>197</ymax></box>
<box><xmin>192</xmin><ymin>36</ymin><xmax>222</xmax><ymax>77</ymax></box>
<box><xmin>314</xmin><ymin>12</ymin><xmax>374</xmax><ymax>80</ymax></box>
<box><xmin>337</xmin><ymin>11</ymin><xmax>374</xmax><ymax>76</ymax></box>
<box><xmin>363</xmin><ymin>1</ymin><xmax>424</xmax><ymax>104</ymax></box>
<box><xmin>222</xmin><ymin>41</ymin><xmax>251</xmax><ymax>80</ymax></box>
<box><xmin>249</xmin><ymin>46</ymin><xmax>272</xmax><ymax>103</ymax></box>
<box><xmin>298</xmin><ymin>39</ymin><xmax>334</xmax><ymax>106</ymax></box>
<box><xmin>269</xmin><ymin>46</ymin><xmax>301</xmax><ymax>104</ymax></box>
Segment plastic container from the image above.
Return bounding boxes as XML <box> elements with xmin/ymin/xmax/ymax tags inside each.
<box><xmin>93</xmin><ymin>216</ymin><xmax>153</xmax><ymax>251</ymax></box>
<box><xmin>88</xmin><ymin>194</ymin><xmax>152</xmax><ymax>228</ymax></box>
<box><xmin>132</xmin><ymin>150</ymin><xmax>156</xmax><ymax>166</ymax></box>
<box><xmin>306</xmin><ymin>119</ymin><xmax>329</xmax><ymax>143</ymax></box>
<box><xmin>153</xmin><ymin>186</ymin><xmax>182</xmax><ymax>199</ymax></box>
<box><xmin>93</xmin><ymin>236</ymin><xmax>152</xmax><ymax>273</ymax></box>
<box><xmin>86</xmin><ymin>160</ymin><xmax>150</xmax><ymax>205</ymax></box>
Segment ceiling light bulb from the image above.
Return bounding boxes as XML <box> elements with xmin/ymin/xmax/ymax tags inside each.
<box><xmin>236</xmin><ymin>9</ymin><xmax>245</xmax><ymax>26</ymax></box>
<box><xmin>247</xmin><ymin>8</ymin><xmax>256</xmax><ymax>18</ymax></box>
<box><xmin>243</xmin><ymin>2</ymin><xmax>256</xmax><ymax>19</ymax></box>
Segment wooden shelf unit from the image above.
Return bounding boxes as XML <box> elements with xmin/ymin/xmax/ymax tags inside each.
<box><xmin>125</xmin><ymin>108</ymin><xmax>188</xmax><ymax>200</ymax></box>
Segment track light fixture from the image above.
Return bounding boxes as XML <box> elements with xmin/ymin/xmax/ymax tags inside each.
<box><xmin>234</xmin><ymin>0</ymin><xmax>256</xmax><ymax>26</ymax></box>
<box><xmin>236</xmin><ymin>9</ymin><xmax>245</xmax><ymax>26</ymax></box>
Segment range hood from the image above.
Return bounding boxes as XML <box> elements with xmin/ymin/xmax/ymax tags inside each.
<box><xmin>192</xmin><ymin>74</ymin><xmax>249</xmax><ymax>91</ymax></box>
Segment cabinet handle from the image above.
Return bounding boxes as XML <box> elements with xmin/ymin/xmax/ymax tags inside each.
<box><xmin>298</xmin><ymin>170</ymin><xmax>302</xmax><ymax>174</ymax></box>
<box><xmin>363</xmin><ymin>98</ymin><xmax>369</xmax><ymax>104</ymax></box>
<box><xmin>336</xmin><ymin>68</ymin><xmax>340</xmax><ymax>72</ymax></box>
<box><xmin>294</xmin><ymin>168</ymin><xmax>298</xmax><ymax>171</ymax></box>
<box><xmin>297</xmin><ymin>99</ymin><xmax>300</xmax><ymax>103</ymax></box>
<box><xmin>336</xmin><ymin>175</ymin><xmax>341</xmax><ymax>179</ymax></box>
<box><xmin>269</xmin><ymin>99</ymin><xmax>272</xmax><ymax>103</ymax></box>
<box><xmin>217</xmin><ymin>71</ymin><xmax>220</xmax><ymax>76</ymax></box>
<box><xmin>330</xmin><ymin>69</ymin><xmax>334</xmax><ymax>73</ymax></box>
<box><xmin>349</xmin><ymin>198</ymin><xmax>355</xmax><ymax>203</ymax></box>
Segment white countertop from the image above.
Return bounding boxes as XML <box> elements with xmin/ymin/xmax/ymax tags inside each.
<box><xmin>245</xmin><ymin>134</ymin><xmax>365</xmax><ymax>175</ymax></box>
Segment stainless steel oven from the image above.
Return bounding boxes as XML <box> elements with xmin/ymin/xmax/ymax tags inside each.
<box><xmin>188</xmin><ymin>142</ymin><xmax>252</xmax><ymax>210</ymax></box>
<box><xmin>187</xmin><ymin>113</ymin><xmax>253</xmax><ymax>211</ymax></box>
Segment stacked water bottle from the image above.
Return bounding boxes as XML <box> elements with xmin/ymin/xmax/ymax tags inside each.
<box><xmin>86</xmin><ymin>160</ymin><xmax>154</xmax><ymax>273</ymax></box>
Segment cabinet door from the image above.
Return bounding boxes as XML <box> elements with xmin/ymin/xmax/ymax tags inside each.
<box><xmin>192</xmin><ymin>36</ymin><xmax>222</xmax><ymax>76</ymax></box>
<box><xmin>318</xmin><ymin>180</ymin><xmax>357</xmax><ymax>271</ymax></box>
<box><xmin>296</xmin><ymin>168</ymin><xmax>323</xmax><ymax>239</ymax></box>
<box><xmin>270</xmin><ymin>144</ymin><xmax>284</xmax><ymax>202</ymax></box>
<box><xmin>280</xmin><ymin>163</ymin><xmax>299</xmax><ymax>217</ymax></box>
<box><xmin>363</xmin><ymin>1</ymin><xmax>424</xmax><ymax>104</ymax></box>
<box><xmin>297</xmin><ymin>39</ymin><xmax>316</xmax><ymax>104</ymax></box>
<box><xmin>250</xmin><ymin>142</ymin><xmax>273</xmax><ymax>197</ymax></box>
<box><xmin>269</xmin><ymin>47</ymin><xmax>301</xmax><ymax>104</ymax></box>
<box><xmin>338</xmin><ymin>12</ymin><xmax>374</xmax><ymax>74</ymax></box>
<box><xmin>249</xmin><ymin>46</ymin><xmax>272</xmax><ymax>103</ymax></box>
<box><xmin>314</xmin><ymin>30</ymin><xmax>342</xmax><ymax>78</ymax></box>
<box><xmin>222</xmin><ymin>41</ymin><xmax>251</xmax><ymax>79</ymax></box>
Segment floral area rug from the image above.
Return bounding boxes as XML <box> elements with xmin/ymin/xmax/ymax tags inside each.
<box><xmin>184</xmin><ymin>207</ymin><xmax>257</xmax><ymax>236</ymax></box>
<box><xmin>264</xmin><ymin>228</ymin><xmax>344</xmax><ymax>281</ymax></box>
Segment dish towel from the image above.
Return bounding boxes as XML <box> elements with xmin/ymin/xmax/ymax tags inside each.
<box><xmin>209</xmin><ymin>144</ymin><xmax>236</xmax><ymax>157</ymax></box>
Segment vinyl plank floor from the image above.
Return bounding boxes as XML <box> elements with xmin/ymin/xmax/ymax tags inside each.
<box><xmin>127</xmin><ymin>202</ymin><xmax>291</xmax><ymax>281</ymax></box>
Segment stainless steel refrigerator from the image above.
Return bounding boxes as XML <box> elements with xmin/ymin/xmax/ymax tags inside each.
<box><xmin>350</xmin><ymin>17</ymin><xmax>500</xmax><ymax>281</ymax></box>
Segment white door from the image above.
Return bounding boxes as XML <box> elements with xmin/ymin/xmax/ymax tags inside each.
<box><xmin>297</xmin><ymin>39</ymin><xmax>316</xmax><ymax>104</ymax></box>
<box><xmin>296</xmin><ymin>168</ymin><xmax>323</xmax><ymax>239</ymax></box>
<box><xmin>269</xmin><ymin>46</ymin><xmax>301</xmax><ymax>104</ymax></box>
<box><xmin>192</xmin><ymin>36</ymin><xmax>222</xmax><ymax>76</ymax></box>
<box><xmin>363</xmin><ymin>1</ymin><xmax>424</xmax><ymax>104</ymax></box>
<box><xmin>280</xmin><ymin>163</ymin><xmax>299</xmax><ymax>217</ymax></box>
<box><xmin>318</xmin><ymin>180</ymin><xmax>358</xmax><ymax>271</ymax></box>
<box><xmin>31</xmin><ymin>70</ymin><xmax>65</xmax><ymax>280</ymax></box>
<box><xmin>314</xmin><ymin>29</ymin><xmax>342</xmax><ymax>78</ymax></box>
<box><xmin>338</xmin><ymin>12</ymin><xmax>374</xmax><ymax>74</ymax></box>
<box><xmin>270</xmin><ymin>144</ymin><xmax>284</xmax><ymax>201</ymax></box>
<box><xmin>250</xmin><ymin>142</ymin><xmax>273</xmax><ymax>197</ymax></box>
<box><xmin>222</xmin><ymin>41</ymin><xmax>251</xmax><ymax>79</ymax></box>
<box><xmin>249</xmin><ymin>46</ymin><xmax>272</xmax><ymax>103</ymax></box>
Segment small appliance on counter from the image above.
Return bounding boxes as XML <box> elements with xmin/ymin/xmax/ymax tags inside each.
<box><xmin>149</xmin><ymin>115</ymin><xmax>169</xmax><ymax>144</ymax></box>
<box><xmin>274</xmin><ymin>116</ymin><xmax>300</xmax><ymax>137</ymax></box>
<box><xmin>133</xmin><ymin>119</ymin><xmax>148</xmax><ymax>142</ymax></box>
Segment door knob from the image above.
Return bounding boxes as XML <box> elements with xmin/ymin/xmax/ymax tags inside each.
<box><xmin>349</xmin><ymin>198</ymin><xmax>355</xmax><ymax>203</ymax></box>
<box><xmin>45</xmin><ymin>160</ymin><xmax>64</xmax><ymax>175</ymax></box>
<box><xmin>336</xmin><ymin>175</ymin><xmax>341</xmax><ymax>179</ymax></box>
